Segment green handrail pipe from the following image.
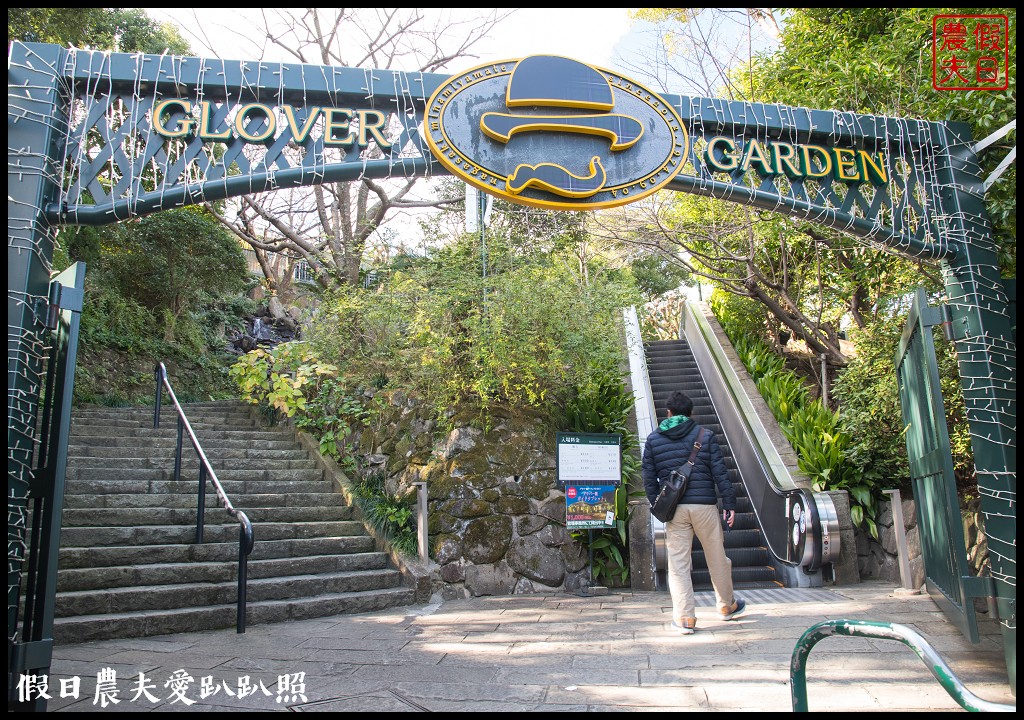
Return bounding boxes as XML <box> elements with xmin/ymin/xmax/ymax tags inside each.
<box><xmin>791</xmin><ymin>619</ymin><xmax>1015</xmax><ymax>712</ymax></box>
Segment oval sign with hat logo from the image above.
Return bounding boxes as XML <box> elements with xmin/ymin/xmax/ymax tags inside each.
<box><xmin>425</xmin><ymin>55</ymin><xmax>689</xmax><ymax>211</ymax></box>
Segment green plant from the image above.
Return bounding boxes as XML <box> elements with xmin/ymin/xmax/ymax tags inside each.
<box><xmin>352</xmin><ymin>471</ymin><xmax>418</xmax><ymax>557</ymax></box>
<box><xmin>565</xmin><ymin>372</ymin><xmax>643</xmax><ymax>585</ymax></box>
<box><xmin>228</xmin><ymin>343</ymin><xmax>340</xmax><ymax>418</ymax></box>
<box><xmin>295</xmin><ymin>376</ymin><xmax>368</xmax><ymax>460</ymax></box>
<box><xmin>711</xmin><ymin>296</ymin><xmax>881</xmax><ymax>538</ymax></box>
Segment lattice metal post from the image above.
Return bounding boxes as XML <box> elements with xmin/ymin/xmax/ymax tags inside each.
<box><xmin>932</xmin><ymin>121</ymin><xmax>1016</xmax><ymax>694</ymax></box>
<box><xmin>8</xmin><ymin>42</ymin><xmax>69</xmax><ymax>710</ymax></box>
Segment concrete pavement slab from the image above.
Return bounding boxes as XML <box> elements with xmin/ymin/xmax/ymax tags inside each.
<box><xmin>40</xmin><ymin>580</ymin><xmax>1014</xmax><ymax>712</ymax></box>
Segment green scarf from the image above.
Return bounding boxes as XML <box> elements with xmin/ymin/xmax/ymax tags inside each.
<box><xmin>659</xmin><ymin>415</ymin><xmax>688</xmax><ymax>431</ymax></box>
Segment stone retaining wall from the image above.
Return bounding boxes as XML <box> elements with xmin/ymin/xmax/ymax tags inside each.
<box><xmin>855</xmin><ymin>495</ymin><xmax>990</xmax><ymax>588</ymax></box>
<box><xmin>350</xmin><ymin>391</ymin><xmax>591</xmax><ymax>599</ymax></box>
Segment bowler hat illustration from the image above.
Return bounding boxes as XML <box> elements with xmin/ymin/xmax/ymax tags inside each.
<box><xmin>480</xmin><ymin>55</ymin><xmax>643</xmax><ymax>151</ymax></box>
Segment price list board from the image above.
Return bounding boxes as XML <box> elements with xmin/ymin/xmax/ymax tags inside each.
<box><xmin>556</xmin><ymin>433</ymin><xmax>621</xmax><ymax>486</ymax></box>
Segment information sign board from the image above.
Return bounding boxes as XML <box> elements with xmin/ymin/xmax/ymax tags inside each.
<box><xmin>555</xmin><ymin>432</ymin><xmax>621</xmax><ymax>485</ymax></box>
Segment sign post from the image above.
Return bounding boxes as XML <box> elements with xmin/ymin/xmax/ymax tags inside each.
<box><xmin>557</xmin><ymin>432</ymin><xmax>621</xmax><ymax>596</ymax></box>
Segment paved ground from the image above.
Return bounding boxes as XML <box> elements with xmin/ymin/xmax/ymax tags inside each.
<box><xmin>42</xmin><ymin>580</ymin><xmax>1014</xmax><ymax>712</ymax></box>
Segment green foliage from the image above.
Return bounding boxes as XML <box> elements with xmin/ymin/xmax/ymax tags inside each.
<box><xmin>229</xmin><ymin>342</ymin><xmax>370</xmax><ymax>465</ymax></box>
<box><xmin>101</xmin><ymin>208</ymin><xmax>250</xmax><ymax>332</ymax></box>
<box><xmin>565</xmin><ymin>372</ymin><xmax>643</xmax><ymax>586</ymax></box>
<box><xmin>311</xmin><ymin>231</ymin><xmax>641</xmax><ymax>426</ymax></box>
<box><xmin>9</xmin><ymin>8</ymin><xmax>191</xmax><ymax>54</ymax></box>
<box><xmin>352</xmin><ymin>472</ymin><xmax>418</xmax><ymax>558</ymax></box>
<box><xmin>629</xmin><ymin>254</ymin><xmax>692</xmax><ymax>301</ymax></box>
<box><xmin>79</xmin><ymin>284</ymin><xmax>157</xmax><ymax>354</ymax></box>
<box><xmin>747</xmin><ymin>8</ymin><xmax>1016</xmax><ymax>276</ymax></box>
<box><xmin>709</xmin><ymin>290</ymin><xmax>770</xmax><ymax>345</ymax></box>
<box><xmin>229</xmin><ymin>343</ymin><xmax>339</xmax><ymax>418</ymax></box>
<box><xmin>295</xmin><ymin>376</ymin><xmax>369</xmax><ymax>461</ymax></box>
<box><xmin>711</xmin><ymin>296</ymin><xmax>881</xmax><ymax>537</ymax></box>
<box><xmin>831</xmin><ymin>315</ymin><xmax>974</xmax><ymax>497</ymax></box>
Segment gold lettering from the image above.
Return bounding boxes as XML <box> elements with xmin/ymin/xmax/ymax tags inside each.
<box><xmin>800</xmin><ymin>145</ymin><xmax>832</xmax><ymax>178</ymax></box>
<box><xmin>857</xmin><ymin>150</ymin><xmax>889</xmax><ymax>185</ymax></box>
<box><xmin>323</xmin><ymin>108</ymin><xmax>355</xmax><ymax>147</ymax></box>
<box><xmin>740</xmin><ymin>139</ymin><xmax>773</xmax><ymax>175</ymax></box>
<box><xmin>770</xmin><ymin>142</ymin><xmax>801</xmax><ymax>178</ymax></box>
<box><xmin>357</xmin><ymin>110</ymin><xmax>392</xmax><ymax>149</ymax></box>
<box><xmin>233</xmin><ymin>103</ymin><xmax>276</xmax><ymax>143</ymax></box>
<box><xmin>831</xmin><ymin>148</ymin><xmax>861</xmax><ymax>182</ymax></box>
<box><xmin>153</xmin><ymin>99</ymin><xmax>196</xmax><ymax>138</ymax></box>
<box><xmin>197</xmin><ymin>101</ymin><xmax>230</xmax><ymax>140</ymax></box>
<box><xmin>282</xmin><ymin>106</ymin><xmax>321</xmax><ymax>144</ymax></box>
<box><xmin>705</xmin><ymin>136</ymin><xmax>739</xmax><ymax>172</ymax></box>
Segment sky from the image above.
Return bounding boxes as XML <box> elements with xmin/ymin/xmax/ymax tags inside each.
<box><xmin>144</xmin><ymin>8</ymin><xmax>644</xmax><ymax>75</ymax></box>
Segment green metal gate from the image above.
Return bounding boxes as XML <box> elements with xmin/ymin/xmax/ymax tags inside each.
<box><xmin>894</xmin><ymin>288</ymin><xmax>992</xmax><ymax>644</ymax></box>
<box><xmin>7</xmin><ymin>262</ymin><xmax>85</xmax><ymax>711</ymax></box>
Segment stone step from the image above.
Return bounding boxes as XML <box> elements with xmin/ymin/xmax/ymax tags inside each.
<box><xmin>56</xmin><ymin>400</ymin><xmax>417</xmax><ymax>642</ymax></box>
<box><xmin>52</xmin><ymin>586</ymin><xmax>418</xmax><ymax>644</ymax></box>
<box><xmin>61</xmin><ymin>504</ymin><xmax>353</xmax><ymax>527</ymax></box>
<box><xmin>55</xmin><ymin>552</ymin><xmax>390</xmax><ymax>592</ymax></box>
<box><xmin>66</xmin><ymin>445</ymin><xmax>313</xmax><ymax>461</ymax></box>
<box><xmin>73</xmin><ymin>407</ymin><xmax>252</xmax><ymax>422</ymax></box>
<box><xmin>65</xmin><ymin>456</ymin><xmax>319</xmax><ymax>470</ymax></box>
<box><xmin>55</xmin><ymin>568</ymin><xmax>403</xmax><ymax>616</ymax></box>
<box><xmin>58</xmin><ymin>535</ymin><xmax>378</xmax><ymax>569</ymax></box>
<box><xmin>59</xmin><ymin>520</ymin><xmax>368</xmax><ymax>548</ymax></box>
<box><xmin>70</xmin><ymin>427</ymin><xmax>293</xmax><ymax>441</ymax></box>
<box><xmin>66</xmin><ymin>467</ymin><xmax>324</xmax><ymax>483</ymax></box>
<box><xmin>69</xmin><ymin>437</ymin><xmax>301</xmax><ymax>450</ymax></box>
<box><xmin>63</xmin><ymin>492</ymin><xmax>346</xmax><ymax>510</ymax></box>
<box><xmin>69</xmin><ymin>415</ymin><xmax>259</xmax><ymax>428</ymax></box>
<box><xmin>65</xmin><ymin>479</ymin><xmax>335</xmax><ymax>497</ymax></box>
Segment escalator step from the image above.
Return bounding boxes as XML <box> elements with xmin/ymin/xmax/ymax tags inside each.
<box><xmin>646</xmin><ymin>338</ymin><xmax>783</xmax><ymax>589</ymax></box>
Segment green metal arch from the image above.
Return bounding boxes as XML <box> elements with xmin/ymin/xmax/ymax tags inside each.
<box><xmin>8</xmin><ymin>42</ymin><xmax>1015</xmax><ymax>692</ymax></box>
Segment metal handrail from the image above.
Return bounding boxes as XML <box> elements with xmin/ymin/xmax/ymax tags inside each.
<box><xmin>681</xmin><ymin>301</ymin><xmax>840</xmax><ymax>573</ymax></box>
<box><xmin>790</xmin><ymin>619</ymin><xmax>1015</xmax><ymax>712</ymax></box>
<box><xmin>153</xmin><ymin>362</ymin><xmax>255</xmax><ymax>633</ymax></box>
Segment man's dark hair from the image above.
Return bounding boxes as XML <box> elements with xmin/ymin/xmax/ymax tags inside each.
<box><xmin>667</xmin><ymin>391</ymin><xmax>693</xmax><ymax>417</ymax></box>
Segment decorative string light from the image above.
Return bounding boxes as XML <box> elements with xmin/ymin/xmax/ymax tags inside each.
<box><xmin>8</xmin><ymin>43</ymin><xmax>1015</xmax><ymax>634</ymax></box>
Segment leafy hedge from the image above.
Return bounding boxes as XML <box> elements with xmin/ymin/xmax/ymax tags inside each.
<box><xmin>711</xmin><ymin>291</ymin><xmax>880</xmax><ymax>537</ymax></box>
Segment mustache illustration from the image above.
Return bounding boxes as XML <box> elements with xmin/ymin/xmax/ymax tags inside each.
<box><xmin>506</xmin><ymin>156</ymin><xmax>606</xmax><ymax>198</ymax></box>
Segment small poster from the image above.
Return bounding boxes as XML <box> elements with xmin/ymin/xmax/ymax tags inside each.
<box><xmin>565</xmin><ymin>483</ymin><xmax>617</xmax><ymax>530</ymax></box>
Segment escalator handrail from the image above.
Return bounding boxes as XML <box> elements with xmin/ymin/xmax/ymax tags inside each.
<box><xmin>681</xmin><ymin>301</ymin><xmax>837</xmax><ymax>570</ymax></box>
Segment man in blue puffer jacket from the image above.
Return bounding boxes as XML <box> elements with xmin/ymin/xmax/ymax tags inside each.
<box><xmin>642</xmin><ymin>390</ymin><xmax>746</xmax><ymax>634</ymax></box>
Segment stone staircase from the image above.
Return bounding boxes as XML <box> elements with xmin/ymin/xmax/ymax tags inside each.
<box><xmin>54</xmin><ymin>401</ymin><xmax>416</xmax><ymax>644</ymax></box>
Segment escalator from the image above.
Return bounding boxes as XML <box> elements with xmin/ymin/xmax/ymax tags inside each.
<box><xmin>646</xmin><ymin>338</ymin><xmax>781</xmax><ymax>590</ymax></box>
<box><xmin>623</xmin><ymin>302</ymin><xmax>841</xmax><ymax>593</ymax></box>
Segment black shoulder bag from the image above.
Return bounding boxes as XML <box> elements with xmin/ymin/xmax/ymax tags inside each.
<box><xmin>650</xmin><ymin>427</ymin><xmax>710</xmax><ymax>523</ymax></box>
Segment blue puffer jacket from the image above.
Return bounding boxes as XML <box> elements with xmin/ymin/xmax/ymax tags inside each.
<box><xmin>642</xmin><ymin>417</ymin><xmax>736</xmax><ymax>511</ymax></box>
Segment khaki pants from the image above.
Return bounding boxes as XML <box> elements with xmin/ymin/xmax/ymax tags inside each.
<box><xmin>665</xmin><ymin>503</ymin><xmax>734</xmax><ymax>621</ymax></box>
